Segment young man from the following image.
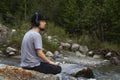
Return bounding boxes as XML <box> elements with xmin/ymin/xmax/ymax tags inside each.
<box><xmin>20</xmin><ymin>12</ymin><xmax>61</xmax><ymax>74</ymax></box>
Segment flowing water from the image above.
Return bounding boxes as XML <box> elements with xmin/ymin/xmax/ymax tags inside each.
<box><xmin>92</xmin><ymin>65</ymin><xmax>120</xmax><ymax>80</ymax></box>
<box><xmin>0</xmin><ymin>56</ymin><xmax>120</xmax><ymax>80</ymax></box>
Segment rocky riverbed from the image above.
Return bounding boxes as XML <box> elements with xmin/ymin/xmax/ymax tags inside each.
<box><xmin>0</xmin><ymin>48</ymin><xmax>120</xmax><ymax>80</ymax></box>
<box><xmin>0</xmin><ymin>53</ymin><xmax>120</xmax><ymax>80</ymax></box>
<box><xmin>0</xmin><ymin>42</ymin><xmax>120</xmax><ymax>80</ymax></box>
<box><xmin>0</xmin><ymin>41</ymin><xmax>120</xmax><ymax>80</ymax></box>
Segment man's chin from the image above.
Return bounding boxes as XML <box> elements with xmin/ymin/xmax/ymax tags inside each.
<box><xmin>40</xmin><ymin>28</ymin><xmax>45</xmax><ymax>31</ymax></box>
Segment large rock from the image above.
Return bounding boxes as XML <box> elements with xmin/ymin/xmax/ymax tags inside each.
<box><xmin>0</xmin><ymin>50</ymin><xmax>3</xmax><ymax>54</ymax></box>
<box><xmin>46</xmin><ymin>51</ymin><xmax>54</xmax><ymax>57</ymax></box>
<box><xmin>0</xmin><ymin>24</ymin><xmax>11</xmax><ymax>43</ymax></box>
<box><xmin>109</xmin><ymin>57</ymin><xmax>120</xmax><ymax>65</ymax></box>
<box><xmin>0</xmin><ymin>64</ymin><xmax>59</xmax><ymax>80</ymax></box>
<box><xmin>54</xmin><ymin>51</ymin><xmax>63</xmax><ymax>59</ymax></box>
<box><xmin>6</xmin><ymin>47</ymin><xmax>17</xmax><ymax>56</ymax></box>
<box><xmin>75</xmin><ymin>51</ymin><xmax>85</xmax><ymax>57</ymax></box>
<box><xmin>0</xmin><ymin>50</ymin><xmax>4</xmax><ymax>57</ymax></box>
<box><xmin>105</xmin><ymin>52</ymin><xmax>113</xmax><ymax>59</ymax></box>
<box><xmin>54</xmin><ymin>51</ymin><xmax>60</xmax><ymax>55</ymax></box>
<box><xmin>6</xmin><ymin>47</ymin><xmax>17</xmax><ymax>52</ymax></box>
<box><xmin>86</xmin><ymin>51</ymin><xmax>94</xmax><ymax>57</ymax></box>
<box><xmin>79</xmin><ymin>45</ymin><xmax>89</xmax><ymax>54</ymax></box>
<box><xmin>60</xmin><ymin>42</ymin><xmax>71</xmax><ymax>50</ymax></box>
<box><xmin>93</xmin><ymin>54</ymin><xmax>102</xmax><ymax>59</ymax></box>
<box><xmin>60</xmin><ymin>64</ymin><xmax>94</xmax><ymax>78</ymax></box>
<box><xmin>71</xmin><ymin>43</ymin><xmax>80</xmax><ymax>51</ymax></box>
<box><xmin>0</xmin><ymin>63</ymin><xmax>95</xmax><ymax>80</ymax></box>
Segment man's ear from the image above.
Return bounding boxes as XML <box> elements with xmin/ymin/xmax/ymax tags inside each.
<box><xmin>38</xmin><ymin>21</ymin><xmax>41</xmax><ymax>27</ymax></box>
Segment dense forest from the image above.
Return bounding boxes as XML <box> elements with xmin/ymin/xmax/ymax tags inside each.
<box><xmin>0</xmin><ymin>0</ymin><xmax>120</xmax><ymax>50</ymax></box>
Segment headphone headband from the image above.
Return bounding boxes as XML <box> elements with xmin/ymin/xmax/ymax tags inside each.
<box><xmin>35</xmin><ymin>12</ymin><xmax>39</xmax><ymax>25</ymax></box>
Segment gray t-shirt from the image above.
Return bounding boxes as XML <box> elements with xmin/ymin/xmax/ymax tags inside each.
<box><xmin>20</xmin><ymin>29</ymin><xmax>43</xmax><ymax>67</ymax></box>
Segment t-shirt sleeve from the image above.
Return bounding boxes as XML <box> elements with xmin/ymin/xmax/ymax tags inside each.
<box><xmin>33</xmin><ymin>34</ymin><xmax>42</xmax><ymax>49</ymax></box>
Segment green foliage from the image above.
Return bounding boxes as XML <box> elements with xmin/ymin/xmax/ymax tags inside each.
<box><xmin>5</xmin><ymin>23</ymin><xmax>30</xmax><ymax>49</ymax></box>
<box><xmin>54</xmin><ymin>0</ymin><xmax>81</xmax><ymax>37</ymax></box>
<box><xmin>100</xmin><ymin>42</ymin><xmax>120</xmax><ymax>51</ymax></box>
<box><xmin>42</xmin><ymin>36</ymin><xmax>58</xmax><ymax>52</ymax></box>
<box><xmin>45</xmin><ymin>22</ymin><xmax>69</xmax><ymax>42</ymax></box>
<box><xmin>79</xmin><ymin>34</ymin><xmax>101</xmax><ymax>48</ymax></box>
<box><xmin>42</xmin><ymin>22</ymin><xmax>69</xmax><ymax>51</ymax></box>
<box><xmin>0</xmin><ymin>0</ymin><xmax>120</xmax><ymax>50</ymax></box>
<box><xmin>53</xmin><ymin>0</ymin><xmax>120</xmax><ymax>44</ymax></box>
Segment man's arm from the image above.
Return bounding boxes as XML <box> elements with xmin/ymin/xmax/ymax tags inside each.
<box><xmin>36</xmin><ymin>49</ymin><xmax>56</xmax><ymax>65</ymax></box>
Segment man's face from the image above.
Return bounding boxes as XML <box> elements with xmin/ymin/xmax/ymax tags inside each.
<box><xmin>39</xmin><ymin>20</ymin><xmax>46</xmax><ymax>31</ymax></box>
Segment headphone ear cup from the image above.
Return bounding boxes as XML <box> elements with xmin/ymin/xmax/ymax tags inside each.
<box><xmin>35</xmin><ymin>12</ymin><xmax>39</xmax><ymax>26</ymax></box>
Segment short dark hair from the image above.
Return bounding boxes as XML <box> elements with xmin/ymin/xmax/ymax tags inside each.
<box><xmin>31</xmin><ymin>12</ymin><xmax>48</xmax><ymax>27</ymax></box>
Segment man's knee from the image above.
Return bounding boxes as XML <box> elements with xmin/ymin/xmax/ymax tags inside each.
<box><xmin>54</xmin><ymin>66</ymin><xmax>62</xmax><ymax>74</ymax></box>
<box><xmin>57</xmin><ymin>66</ymin><xmax>62</xmax><ymax>73</ymax></box>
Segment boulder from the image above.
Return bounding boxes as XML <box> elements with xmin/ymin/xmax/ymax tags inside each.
<box><xmin>6</xmin><ymin>47</ymin><xmax>17</xmax><ymax>56</ymax></box>
<box><xmin>9</xmin><ymin>52</ymin><xmax>16</xmax><ymax>55</ymax></box>
<box><xmin>71</xmin><ymin>43</ymin><xmax>80</xmax><ymax>51</ymax></box>
<box><xmin>46</xmin><ymin>51</ymin><xmax>54</xmax><ymax>57</ymax></box>
<box><xmin>0</xmin><ymin>63</ymin><xmax>95</xmax><ymax>80</ymax></box>
<box><xmin>79</xmin><ymin>46</ymin><xmax>89</xmax><ymax>54</ymax></box>
<box><xmin>109</xmin><ymin>57</ymin><xmax>120</xmax><ymax>65</ymax></box>
<box><xmin>60</xmin><ymin>64</ymin><xmax>94</xmax><ymax>78</ymax></box>
<box><xmin>93</xmin><ymin>54</ymin><xmax>102</xmax><ymax>59</ymax></box>
<box><xmin>67</xmin><ymin>39</ymin><xmax>73</xmax><ymax>44</ymax></box>
<box><xmin>54</xmin><ymin>51</ymin><xmax>60</xmax><ymax>55</ymax></box>
<box><xmin>105</xmin><ymin>52</ymin><xmax>113</xmax><ymax>59</ymax></box>
<box><xmin>87</xmin><ymin>51</ymin><xmax>94</xmax><ymax>57</ymax></box>
<box><xmin>58</xmin><ymin>45</ymin><xmax>63</xmax><ymax>50</ymax></box>
<box><xmin>0</xmin><ymin>64</ymin><xmax>59</xmax><ymax>80</ymax></box>
<box><xmin>75</xmin><ymin>51</ymin><xmax>85</xmax><ymax>57</ymax></box>
<box><xmin>0</xmin><ymin>24</ymin><xmax>11</xmax><ymax>43</ymax></box>
<box><xmin>6</xmin><ymin>47</ymin><xmax>17</xmax><ymax>53</ymax></box>
<box><xmin>0</xmin><ymin>50</ymin><xmax>4</xmax><ymax>57</ymax></box>
<box><xmin>60</xmin><ymin>42</ymin><xmax>71</xmax><ymax>50</ymax></box>
<box><xmin>0</xmin><ymin>50</ymin><xmax>3</xmax><ymax>54</ymax></box>
<box><xmin>54</xmin><ymin>51</ymin><xmax>63</xmax><ymax>59</ymax></box>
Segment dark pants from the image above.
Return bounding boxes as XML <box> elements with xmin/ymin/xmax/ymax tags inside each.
<box><xmin>22</xmin><ymin>62</ymin><xmax>62</xmax><ymax>74</ymax></box>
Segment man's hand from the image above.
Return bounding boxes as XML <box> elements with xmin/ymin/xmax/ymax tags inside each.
<box><xmin>36</xmin><ymin>49</ymin><xmax>58</xmax><ymax>66</ymax></box>
<box><xmin>48</xmin><ymin>61</ymin><xmax>57</xmax><ymax>65</ymax></box>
